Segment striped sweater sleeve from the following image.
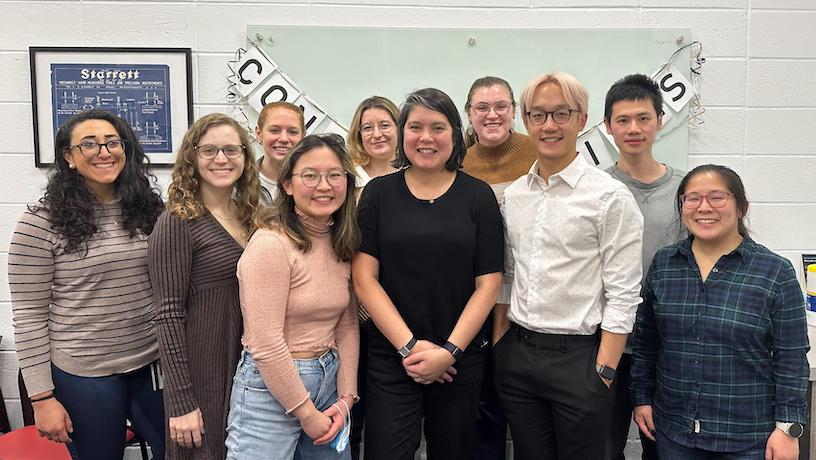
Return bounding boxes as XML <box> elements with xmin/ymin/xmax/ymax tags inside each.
<box><xmin>8</xmin><ymin>211</ymin><xmax>57</xmax><ymax>396</ymax></box>
<box><xmin>148</xmin><ymin>211</ymin><xmax>199</xmax><ymax>416</ymax></box>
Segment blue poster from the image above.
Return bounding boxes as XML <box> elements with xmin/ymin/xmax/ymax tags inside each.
<box><xmin>51</xmin><ymin>63</ymin><xmax>172</xmax><ymax>152</ymax></box>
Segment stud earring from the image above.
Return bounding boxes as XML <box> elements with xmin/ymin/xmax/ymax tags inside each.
<box><xmin>68</xmin><ymin>163</ymin><xmax>75</xmax><ymax>169</ymax></box>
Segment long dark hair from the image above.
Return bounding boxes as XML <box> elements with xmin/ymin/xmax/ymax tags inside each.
<box><xmin>676</xmin><ymin>164</ymin><xmax>750</xmax><ymax>237</ymax></box>
<box><xmin>33</xmin><ymin>109</ymin><xmax>163</xmax><ymax>253</ymax></box>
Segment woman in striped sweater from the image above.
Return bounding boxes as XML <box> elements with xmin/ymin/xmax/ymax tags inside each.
<box><xmin>149</xmin><ymin>113</ymin><xmax>259</xmax><ymax>459</ymax></box>
<box><xmin>8</xmin><ymin>109</ymin><xmax>165</xmax><ymax>459</ymax></box>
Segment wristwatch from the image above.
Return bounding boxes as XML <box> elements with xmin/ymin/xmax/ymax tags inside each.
<box><xmin>595</xmin><ymin>364</ymin><xmax>616</xmax><ymax>381</ymax></box>
<box><xmin>776</xmin><ymin>421</ymin><xmax>805</xmax><ymax>439</ymax></box>
<box><xmin>397</xmin><ymin>336</ymin><xmax>417</xmax><ymax>359</ymax></box>
<box><xmin>443</xmin><ymin>341</ymin><xmax>464</xmax><ymax>362</ymax></box>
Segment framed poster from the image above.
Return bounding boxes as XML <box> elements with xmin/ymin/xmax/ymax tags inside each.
<box><xmin>30</xmin><ymin>47</ymin><xmax>193</xmax><ymax>167</ymax></box>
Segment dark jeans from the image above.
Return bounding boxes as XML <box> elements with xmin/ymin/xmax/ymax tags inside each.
<box><xmin>52</xmin><ymin>363</ymin><xmax>165</xmax><ymax>460</ymax></box>
<box><xmin>608</xmin><ymin>353</ymin><xmax>658</xmax><ymax>460</ymax></box>
<box><xmin>364</xmin><ymin>342</ymin><xmax>485</xmax><ymax>460</ymax></box>
<box><xmin>655</xmin><ymin>429</ymin><xmax>766</xmax><ymax>459</ymax></box>
<box><xmin>494</xmin><ymin>324</ymin><xmax>613</xmax><ymax>460</ymax></box>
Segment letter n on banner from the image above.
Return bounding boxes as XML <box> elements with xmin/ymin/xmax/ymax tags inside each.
<box><xmin>577</xmin><ymin>126</ymin><xmax>615</xmax><ymax>170</ymax></box>
<box><xmin>294</xmin><ymin>94</ymin><xmax>326</xmax><ymax>135</ymax></box>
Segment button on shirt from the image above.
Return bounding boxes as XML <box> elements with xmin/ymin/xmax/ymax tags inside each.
<box><xmin>500</xmin><ymin>154</ymin><xmax>644</xmax><ymax>335</ymax></box>
<box><xmin>631</xmin><ymin>237</ymin><xmax>809</xmax><ymax>452</ymax></box>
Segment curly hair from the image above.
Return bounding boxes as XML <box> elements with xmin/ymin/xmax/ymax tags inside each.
<box><xmin>254</xmin><ymin>133</ymin><xmax>359</xmax><ymax>262</ymax></box>
<box><xmin>346</xmin><ymin>96</ymin><xmax>399</xmax><ymax>168</ymax></box>
<box><xmin>32</xmin><ymin>109</ymin><xmax>163</xmax><ymax>253</ymax></box>
<box><xmin>166</xmin><ymin>113</ymin><xmax>259</xmax><ymax>234</ymax></box>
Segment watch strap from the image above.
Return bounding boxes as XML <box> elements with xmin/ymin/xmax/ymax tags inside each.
<box><xmin>443</xmin><ymin>341</ymin><xmax>464</xmax><ymax>362</ymax></box>
<box><xmin>776</xmin><ymin>421</ymin><xmax>805</xmax><ymax>438</ymax></box>
<box><xmin>595</xmin><ymin>364</ymin><xmax>616</xmax><ymax>380</ymax></box>
<box><xmin>397</xmin><ymin>336</ymin><xmax>417</xmax><ymax>358</ymax></box>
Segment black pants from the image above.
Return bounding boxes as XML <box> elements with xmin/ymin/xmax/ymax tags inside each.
<box><xmin>364</xmin><ymin>343</ymin><xmax>485</xmax><ymax>460</ymax></box>
<box><xmin>608</xmin><ymin>353</ymin><xmax>658</xmax><ymax>460</ymax></box>
<box><xmin>350</xmin><ymin>322</ymin><xmax>368</xmax><ymax>460</ymax></box>
<box><xmin>494</xmin><ymin>324</ymin><xmax>613</xmax><ymax>460</ymax></box>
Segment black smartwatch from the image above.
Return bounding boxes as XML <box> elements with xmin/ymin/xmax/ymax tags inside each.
<box><xmin>397</xmin><ymin>336</ymin><xmax>417</xmax><ymax>359</ymax></box>
<box><xmin>443</xmin><ymin>341</ymin><xmax>464</xmax><ymax>362</ymax></box>
<box><xmin>777</xmin><ymin>422</ymin><xmax>805</xmax><ymax>439</ymax></box>
<box><xmin>595</xmin><ymin>364</ymin><xmax>616</xmax><ymax>381</ymax></box>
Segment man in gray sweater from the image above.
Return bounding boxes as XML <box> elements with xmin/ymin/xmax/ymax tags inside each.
<box><xmin>603</xmin><ymin>74</ymin><xmax>685</xmax><ymax>460</ymax></box>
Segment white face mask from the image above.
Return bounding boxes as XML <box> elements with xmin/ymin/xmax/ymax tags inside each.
<box><xmin>328</xmin><ymin>399</ymin><xmax>351</xmax><ymax>453</ymax></box>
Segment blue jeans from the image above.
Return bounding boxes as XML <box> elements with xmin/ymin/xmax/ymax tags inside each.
<box><xmin>226</xmin><ymin>349</ymin><xmax>350</xmax><ymax>460</ymax></box>
<box><xmin>656</xmin><ymin>429</ymin><xmax>766</xmax><ymax>459</ymax></box>
<box><xmin>51</xmin><ymin>363</ymin><xmax>165</xmax><ymax>460</ymax></box>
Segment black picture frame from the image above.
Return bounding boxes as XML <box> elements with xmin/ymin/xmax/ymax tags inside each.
<box><xmin>30</xmin><ymin>46</ymin><xmax>193</xmax><ymax>167</ymax></box>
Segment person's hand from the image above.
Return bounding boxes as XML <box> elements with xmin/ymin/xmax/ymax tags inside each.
<box><xmin>633</xmin><ymin>405</ymin><xmax>656</xmax><ymax>442</ymax></box>
<box><xmin>169</xmin><ymin>408</ymin><xmax>205</xmax><ymax>448</ymax></box>
<box><xmin>765</xmin><ymin>427</ymin><xmax>799</xmax><ymax>460</ymax></box>
<box><xmin>312</xmin><ymin>397</ymin><xmax>353</xmax><ymax>445</ymax></box>
<box><xmin>403</xmin><ymin>346</ymin><xmax>456</xmax><ymax>384</ymax></box>
<box><xmin>296</xmin><ymin>405</ymin><xmax>332</xmax><ymax>441</ymax></box>
<box><xmin>33</xmin><ymin>396</ymin><xmax>73</xmax><ymax>444</ymax></box>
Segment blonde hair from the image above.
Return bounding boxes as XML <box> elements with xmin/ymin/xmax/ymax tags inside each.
<box><xmin>166</xmin><ymin>113</ymin><xmax>259</xmax><ymax>233</ymax></box>
<box><xmin>520</xmin><ymin>72</ymin><xmax>589</xmax><ymax>118</ymax></box>
<box><xmin>346</xmin><ymin>96</ymin><xmax>400</xmax><ymax>168</ymax></box>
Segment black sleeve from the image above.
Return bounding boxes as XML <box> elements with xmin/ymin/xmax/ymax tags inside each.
<box><xmin>473</xmin><ymin>181</ymin><xmax>504</xmax><ymax>276</ymax></box>
<box><xmin>357</xmin><ymin>180</ymin><xmax>380</xmax><ymax>259</ymax></box>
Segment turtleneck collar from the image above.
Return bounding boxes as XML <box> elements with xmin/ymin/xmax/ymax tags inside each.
<box><xmin>294</xmin><ymin>207</ymin><xmax>333</xmax><ymax>235</ymax></box>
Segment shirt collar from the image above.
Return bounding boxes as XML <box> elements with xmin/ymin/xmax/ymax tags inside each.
<box><xmin>526</xmin><ymin>153</ymin><xmax>587</xmax><ymax>188</ymax></box>
<box><xmin>673</xmin><ymin>234</ymin><xmax>755</xmax><ymax>261</ymax></box>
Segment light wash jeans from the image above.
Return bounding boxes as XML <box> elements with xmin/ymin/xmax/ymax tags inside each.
<box><xmin>226</xmin><ymin>349</ymin><xmax>350</xmax><ymax>460</ymax></box>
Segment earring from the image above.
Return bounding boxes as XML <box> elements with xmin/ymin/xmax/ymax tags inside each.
<box><xmin>68</xmin><ymin>163</ymin><xmax>75</xmax><ymax>169</ymax></box>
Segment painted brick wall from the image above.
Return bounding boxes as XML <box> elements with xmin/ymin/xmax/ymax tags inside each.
<box><xmin>1</xmin><ymin>0</ymin><xmax>814</xmax><ymax>446</ymax></box>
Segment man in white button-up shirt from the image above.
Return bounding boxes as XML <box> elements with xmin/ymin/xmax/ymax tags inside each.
<box><xmin>492</xmin><ymin>72</ymin><xmax>644</xmax><ymax>460</ymax></box>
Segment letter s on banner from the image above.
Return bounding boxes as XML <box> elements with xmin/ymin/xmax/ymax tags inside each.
<box><xmin>653</xmin><ymin>65</ymin><xmax>694</xmax><ymax>113</ymax></box>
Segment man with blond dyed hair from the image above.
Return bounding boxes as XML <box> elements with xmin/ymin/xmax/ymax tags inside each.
<box><xmin>493</xmin><ymin>72</ymin><xmax>644</xmax><ymax>459</ymax></box>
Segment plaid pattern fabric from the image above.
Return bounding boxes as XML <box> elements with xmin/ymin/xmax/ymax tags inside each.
<box><xmin>631</xmin><ymin>236</ymin><xmax>809</xmax><ymax>452</ymax></box>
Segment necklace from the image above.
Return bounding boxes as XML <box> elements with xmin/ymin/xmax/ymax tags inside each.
<box><xmin>209</xmin><ymin>205</ymin><xmax>236</xmax><ymax>221</ymax></box>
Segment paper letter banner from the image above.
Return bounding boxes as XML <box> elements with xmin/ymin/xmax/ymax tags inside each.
<box><xmin>577</xmin><ymin>126</ymin><xmax>615</xmax><ymax>170</ymax></box>
<box><xmin>294</xmin><ymin>94</ymin><xmax>327</xmax><ymax>134</ymax></box>
<box><xmin>654</xmin><ymin>65</ymin><xmax>695</xmax><ymax>113</ymax></box>
<box><xmin>234</xmin><ymin>46</ymin><xmax>277</xmax><ymax>98</ymax></box>
<box><xmin>247</xmin><ymin>70</ymin><xmax>301</xmax><ymax>114</ymax></box>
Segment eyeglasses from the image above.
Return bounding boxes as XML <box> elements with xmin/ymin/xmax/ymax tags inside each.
<box><xmin>360</xmin><ymin>121</ymin><xmax>394</xmax><ymax>136</ymax></box>
<box><xmin>294</xmin><ymin>168</ymin><xmax>348</xmax><ymax>188</ymax></box>
<box><xmin>472</xmin><ymin>102</ymin><xmax>512</xmax><ymax>116</ymax></box>
<box><xmin>525</xmin><ymin>107</ymin><xmax>578</xmax><ymax>126</ymax></box>
<box><xmin>70</xmin><ymin>139</ymin><xmax>126</xmax><ymax>158</ymax></box>
<box><xmin>680</xmin><ymin>191</ymin><xmax>732</xmax><ymax>209</ymax></box>
<box><xmin>195</xmin><ymin>144</ymin><xmax>245</xmax><ymax>160</ymax></box>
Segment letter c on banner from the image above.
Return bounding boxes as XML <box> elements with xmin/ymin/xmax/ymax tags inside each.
<box><xmin>261</xmin><ymin>85</ymin><xmax>288</xmax><ymax>106</ymax></box>
<box><xmin>660</xmin><ymin>73</ymin><xmax>686</xmax><ymax>103</ymax></box>
<box><xmin>238</xmin><ymin>59</ymin><xmax>263</xmax><ymax>85</ymax></box>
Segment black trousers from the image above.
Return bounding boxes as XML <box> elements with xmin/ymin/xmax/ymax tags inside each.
<box><xmin>364</xmin><ymin>343</ymin><xmax>485</xmax><ymax>460</ymax></box>
<box><xmin>350</xmin><ymin>322</ymin><xmax>368</xmax><ymax>460</ymax></box>
<box><xmin>608</xmin><ymin>353</ymin><xmax>658</xmax><ymax>460</ymax></box>
<box><xmin>474</xmin><ymin>313</ymin><xmax>507</xmax><ymax>460</ymax></box>
<box><xmin>494</xmin><ymin>324</ymin><xmax>614</xmax><ymax>460</ymax></box>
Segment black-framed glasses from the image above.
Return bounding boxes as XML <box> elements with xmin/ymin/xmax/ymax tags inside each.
<box><xmin>195</xmin><ymin>144</ymin><xmax>244</xmax><ymax>160</ymax></box>
<box><xmin>525</xmin><ymin>107</ymin><xmax>577</xmax><ymax>126</ymax></box>
<box><xmin>294</xmin><ymin>168</ymin><xmax>348</xmax><ymax>188</ymax></box>
<box><xmin>70</xmin><ymin>139</ymin><xmax>126</xmax><ymax>158</ymax></box>
<box><xmin>680</xmin><ymin>191</ymin><xmax>733</xmax><ymax>209</ymax></box>
<box><xmin>360</xmin><ymin>121</ymin><xmax>394</xmax><ymax>136</ymax></box>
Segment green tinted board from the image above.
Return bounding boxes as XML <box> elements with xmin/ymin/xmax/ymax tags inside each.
<box><xmin>246</xmin><ymin>26</ymin><xmax>692</xmax><ymax>169</ymax></box>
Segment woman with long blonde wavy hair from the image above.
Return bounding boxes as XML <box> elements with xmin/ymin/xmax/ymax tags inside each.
<box><xmin>148</xmin><ymin>113</ymin><xmax>259</xmax><ymax>459</ymax></box>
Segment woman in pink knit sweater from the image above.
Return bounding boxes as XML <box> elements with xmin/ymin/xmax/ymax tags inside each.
<box><xmin>226</xmin><ymin>133</ymin><xmax>360</xmax><ymax>459</ymax></box>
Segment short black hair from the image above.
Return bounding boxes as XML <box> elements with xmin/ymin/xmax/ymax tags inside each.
<box><xmin>394</xmin><ymin>88</ymin><xmax>465</xmax><ymax>172</ymax></box>
<box><xmin>604</xmin><ymin>74</ymin><xmax>663</xmax><ymax>121</ymax></box>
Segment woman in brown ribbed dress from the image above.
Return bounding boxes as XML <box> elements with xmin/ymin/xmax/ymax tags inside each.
<box><xmin>148</xmin><ymin>113</ymin><xmax>259</xmax><ymax>459</ymax></box>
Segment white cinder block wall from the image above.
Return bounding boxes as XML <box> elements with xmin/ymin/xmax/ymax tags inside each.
<box><xmin>1</xmin><ymin>0</ymin><xmax>814</xmax><ymax>437</ymax></box>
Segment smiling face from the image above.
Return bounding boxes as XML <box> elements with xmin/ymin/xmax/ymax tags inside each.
<box><xmin>360</xmin><ymin>107</ymin><xmax>397</xmax><ymax>163</ymax></box>
<box><xmin>524</xmin><ymin>82</ymin><xmax>587</xmax><ymax>171</ymax></box>
<box><xmin>282</xmin><ymin>146</ymin><xmax>348</xmax><ymax>223</ymax></box>
<box><xmin>62</xmin><ymin>119</ymin><xmax>126</xmax><ymax>201</ymax></box>
<box><xmin>402</xmin><ymin>105</ymin><xmax>454</xmax><ymax>173</ymax></box>
<box><xmin>681</xmin><ymin>170</ymin><xmax>742</xmax><ymax>246</ymax></box>
<box><xmin>255</xmin><ymin>107</ymin><xmax>304</xmax><ymax>165</ymax></box>
<box><xmin>605</xmin><ymin>98</ymin><xmax>663</xmax><ymax>158</ymax></box>
<box><xmin>467</xmin><ymin>84</ymin><xmax>515</xmax><ymax>147</ymax></box>
<box><xmin>196</xmin><ymin>124</ymin><xmax>246</xmax><ymax>194</ymax></box>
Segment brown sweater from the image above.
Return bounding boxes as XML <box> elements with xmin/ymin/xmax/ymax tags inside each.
<box><xmin>462</xmin><ymin>131</ymin><xmax>537</xmax><ymax>203</ymax></box>
<box><xmin>9</xmin><ymin>202</ymin><xmax>158</xmax><ymax>396</ymax></box>
<box><xmin>237</xmin><ymin>222</ymin><xmax>358</xmax><ymax>413</ymax></box>
<box><xmin>148</xmin><ymin>211</ymin><xmax>244</xmax><ymax>460</ymax></box>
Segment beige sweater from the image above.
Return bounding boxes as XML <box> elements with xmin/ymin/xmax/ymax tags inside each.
<box><xmin>237</xmin><ymin>223</ymin><xmax>358</xmax><ymax>413</ymax></box>
<box><xmin>462</xmin><ymin>131</ymin><xmax>537</xmax><ymax>203</ymax></box>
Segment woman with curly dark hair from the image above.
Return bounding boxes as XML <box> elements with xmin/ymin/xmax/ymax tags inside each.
<box><xmin>149</xmin><ymin>113</ymin><xmax>259</xmax><ymax>459</ymax></box>
<box><xmin>8</xmin><ymin>109</ymin><xmax>165</xmax><ymax>459</ymax></box>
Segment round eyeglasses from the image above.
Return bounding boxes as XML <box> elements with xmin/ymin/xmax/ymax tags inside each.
<box><xmin>525</xmin><ymin>107</ymin><xmax>577</xmax><ymax>126</ymax></box>
<box><xmin>680</xmin><ymin>191</ymin><xmax>733</xmax><ymax>209</ymax></box>
<box><xmin>360</xmin><ymin>121</ymin><xmax>394</xmax><ymax>137</ymax></box>
<box><xmin>472</xmin><ymin>102</ymin><xmax>512</xmax><ymax>116</ymax></box>
<box><xmin>69</xmin><ymin>139</ymin><xmax>126</xmax><ymax>158</ymax></box>
<box><xmin>294</xmin><ymin>168</ymin><xmax>348</xmax><ymax>188</ymax></box>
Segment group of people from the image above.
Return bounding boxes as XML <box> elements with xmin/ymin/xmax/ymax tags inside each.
<box><xmin>8</xmin><ymin>70</ymin><xmax>808</xmax><ymax>460</ymax></box>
